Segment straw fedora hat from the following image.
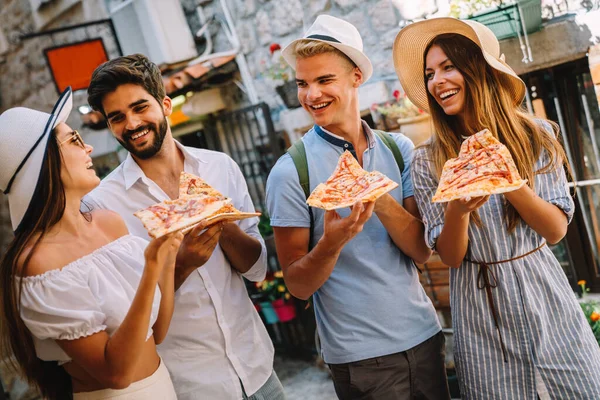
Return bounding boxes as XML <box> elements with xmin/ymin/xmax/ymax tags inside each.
<box><xmin>282</xmin><ymin>14</ymin><xmax>373</xmax><ymax>84</ymax></box>
<box><xmin>0</xmin><ymin>87</ymin><xmax>73</xmax><ymax>232</ymax></box>
<box><xmin>393</xmin><ymin>17</ymin><xmax>526</xmax><ymax>113</ymax></box>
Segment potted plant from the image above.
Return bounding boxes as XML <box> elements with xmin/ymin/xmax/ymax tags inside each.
<box><xmin>578</xmin><ymin>280</ymin><xmax>600</xmax><ymax>346</ymax></box>
<box><xmin>263</xmin><ymin>43</ymin><xmax>299</xmax><ymax>109</ymax></box>
<box><xmin>372</xmin><ymin>90</ymin><xmax>432</xmax><ymax>145</ymax></box>
<box><xmin>255</xmin><ymin>271</ymin><xmax>297</xmax><ymax>323</ymax></box>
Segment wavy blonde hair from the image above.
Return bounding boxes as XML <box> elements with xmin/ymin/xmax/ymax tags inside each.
<box><xmin>422</xmin><ymin>34</ymin><xmax>569</xmax><ymax>232</ymax></box>
<box><xmin>292</xmin><ymin>40</ymin><xmax>357</xmax><ymax>71</ymax></box>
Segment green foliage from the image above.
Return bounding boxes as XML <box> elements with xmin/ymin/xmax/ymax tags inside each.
<box><xmin>258</xmin><ymin>213</ymin><xmax>273</xmax><ymax>237</ymax></box>
<box><xmin>579</xmin><ymin>280</ymin><xmax>600</xmax><ymax>346</ymax></box>
<box><xmin>254</xmin><ymin>271</ymin><xmax>291</xmax><ymax>302</ymax></box>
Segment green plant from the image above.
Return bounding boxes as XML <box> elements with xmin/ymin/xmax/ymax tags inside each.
<box><xmin>579</xmin><ymin>280</ymin><xmax>600</xmax><ymax>346</ymax></box>
<box><xmin>372</xmin><ymin>90</ymin><xmax>424</xmax><ymax>120</ymax></box>
<box><xmin>258</xmin><ymin>213</ymin><xmax>273</xmax><ymax>237</ymax></box>
<box><xmin>449</xmin><ymin>0</ymin><xmax>505</xmax><ymax>18</ymax></box>
<box><xmin>255</xmin><ymin>270</ymin><xmax>291</xmax><ymax>302</ymax></box>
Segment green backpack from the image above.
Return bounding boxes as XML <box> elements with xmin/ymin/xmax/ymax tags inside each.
<box><xmin>287</xmin><ymin>130</ymin><xmax>405</xmax><ymax>247</ymax></box>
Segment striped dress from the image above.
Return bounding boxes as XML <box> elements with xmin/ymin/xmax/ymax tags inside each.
<box><xmin>411</xmin><ymin>137</ymin><xmax>600</xmax><ymax>399</ymax></box>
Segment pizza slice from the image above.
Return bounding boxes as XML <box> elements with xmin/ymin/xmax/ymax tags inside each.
<box><xmin>179</xmin><ymin>171</ymin><xmax>227</xmax><ymax>200</ymax></box>
<box><xmin>178</xmin><ymin>171</ymin><xmax>260</xmax><ymax>232</ymax></box>
<box><xmin>306</xmin><ymin>151</ymin><xmax>399</xmax><ymax>210</ymax></box>
<box><xmin>432</xmin><ymin>129</ymin><xmax>527</xmax><ymax>203</ymax></box>
<box><xmin>134</xmin><ymin>196</ymin><xmax>232</xmax><ymax>238</ymax></box>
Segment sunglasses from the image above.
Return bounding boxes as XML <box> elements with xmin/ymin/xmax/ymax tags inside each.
<box><xmin>58</xmin><ymin>130</ymin><xmax>86</xmax><ymax>150</ymax></box>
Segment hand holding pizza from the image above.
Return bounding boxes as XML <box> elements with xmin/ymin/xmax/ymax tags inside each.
<box><xmin>447</xmin><ymin>195</ymin><xmax>490</xmax><ymax>217</ymax></box>
<box><xmin>144</xmin><ymin>231</ymin><xmax>185</xmax><ymax>276</ymax></box>
<box><xmin>175</xmin><ymin>222</ymin><xmax>224</xmax><ymax>274</ymax></box>
<box><xmin>321</xmin><ymin>201</ymin><xmax>375</xmax><ymax>249</ymax></box>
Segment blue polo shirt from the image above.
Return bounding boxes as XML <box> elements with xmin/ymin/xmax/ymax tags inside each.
<box><xmin>265</xmin><ymin>121</ymin><xmax>441</xmax><ymax>364</ymax></box>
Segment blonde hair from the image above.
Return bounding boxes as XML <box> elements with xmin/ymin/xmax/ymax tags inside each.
<box><xmin>422</xmin><ymin>34</ymin><xmax>570</xmax><ymax>233</ymax></box>
<box><xmin>292</xmin><ymin>40</ymin><xmax>357</xmax><ymax>71</ymax></box>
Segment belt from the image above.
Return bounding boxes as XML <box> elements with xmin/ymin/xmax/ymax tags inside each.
<box><xmin>465</xmin><ymin>241</ymin><xmax>546</xmax><ymax>363</ymax></box>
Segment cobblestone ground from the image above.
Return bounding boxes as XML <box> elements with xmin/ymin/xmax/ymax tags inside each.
<box><xmin>274</xmin><ymin>355</ymin><xmax>337</xmax><ymax>400</ymax></box>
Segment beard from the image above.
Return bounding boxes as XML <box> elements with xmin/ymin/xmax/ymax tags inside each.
<box><xmin>117</xmin><ymin>118</ymin><xmax>168</xmax><ymax>160</ymax></box>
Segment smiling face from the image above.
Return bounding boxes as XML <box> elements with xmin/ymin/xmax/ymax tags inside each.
<box><xmin>425</xmin><ymin>45</ymin><xmax>466</xmax><ymax>119</ymax></box>
<box><xmin>102</xmin><ymin>83</ymin><xmax>172</xmax><ymax>160</ymax></box>
<box><xmin>295</xmin><ymin>52</ymin><xmax>362</xmax><ymax>133</ymax></box>
<box><xmin>55</xmin><ymin>122</ymin><xmax>100</xmax><ymax>194</ymax></box>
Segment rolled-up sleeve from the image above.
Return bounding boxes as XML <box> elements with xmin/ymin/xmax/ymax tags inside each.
<box><xmin>535</xmin><ymin>151</ymin><xmax>575</xmax><ymax>224</ymax></box>
<box><xmin>535</xmin><ymin>120</ymin><xmax>575</xmax><ymax>223</ymax></box>
<box><xmin>411</xmin><ymin>146</ymin><xmax>445</xmax><ymax>249</ymax></box>
<box><xmin>227</xmin><ymin>158</ymin><xmax>268</xmax><ymax>282</ymax></box>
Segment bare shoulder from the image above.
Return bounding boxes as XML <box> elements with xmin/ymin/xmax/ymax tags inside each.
<box><xmin>17</xmin><ymin>239</ymin><xmax>63</xmax><ymax>277</ymax></box>
<box><xmin>91</xmin><ymin>209</ymin><xmax>129</xmax><ymax>240</ymax></box>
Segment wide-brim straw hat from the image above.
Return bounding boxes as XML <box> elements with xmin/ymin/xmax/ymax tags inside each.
<box><xmin>393</xmin><ymin>17</ymin><xmax>526</xmax><ymax>113</ymax></box>
<box><xmin>0</xmin><ymin>87</ymin><xmax>73</xmax><ymax>232</ymax></box>
<box><xmin>282</xmin><ymin>14</ymin><xmax>373</xmax><ymax>84</ymax></box>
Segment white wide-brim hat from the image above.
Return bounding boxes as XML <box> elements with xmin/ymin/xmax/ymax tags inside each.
<box><xmin>0</xmin><ymin>87</ymin><xmax>73</xmax><ymax>232</ymax></box>
<box><xmin>393</xmin><ymin>18</ymin><xmax>526</xmax><ymax>113</ymax></box>
<box><xmin>282</xmin><ymin>14</ymin><xmax>373</xmax><ymax>84</ymax></box>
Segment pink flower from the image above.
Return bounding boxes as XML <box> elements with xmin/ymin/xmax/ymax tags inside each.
<box><xmin>393</xmin><ymin>90</ymin><xmax>401</xmax><ymax>100</ymax></box>
<box><xmin>371</xmin><ymin>103</ymin><xmax>379</xmax><ymax>111</ymax></box>
<box><xmin>269</xmin><ymin>43</ymin><xmax>281</xmax><ymax>54</ymax></box>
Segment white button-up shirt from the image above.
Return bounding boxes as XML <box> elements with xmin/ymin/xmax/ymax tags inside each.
<box><xmin>85</xmin><ymin>142</ymin><xmax>274</xmax><ymax>400</ymax></box>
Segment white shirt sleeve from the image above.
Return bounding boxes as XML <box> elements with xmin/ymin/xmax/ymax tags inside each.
<box><xmin>226</xmin><ymin>157</ymin><xmax>268</xmax><ymax>282</ymax></box>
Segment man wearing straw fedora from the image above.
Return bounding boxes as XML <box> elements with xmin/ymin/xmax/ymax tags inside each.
<box><xmin>266</xmin><ymin>15</ymin><xmax>449</xmax><ymax>399</ymax></box>
<box><xmin>84</xmin><ymin>54</ymin><xmax>285</xmax><ymax>400</ymax></box>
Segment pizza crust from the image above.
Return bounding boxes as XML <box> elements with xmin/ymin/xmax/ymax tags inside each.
<box><xmin>432</xmin><ymin>179</ymin><xmax>527</xmax><ymax>203</ymax></box>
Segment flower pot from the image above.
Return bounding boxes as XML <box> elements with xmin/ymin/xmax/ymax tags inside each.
<box><xmin>259</xmin><ymin>301</ymin><xmax>279</xmax><ymax>325</ymax></box>
<box><xmin>397</xmin><ymin>114</ymin><xmax>432</xmax><ymax>146</ymax></box>
<box><xmin>276</xmin><ymin>81</ymin><xmax>301</xmax><ymax>109</ymax></box>
<box><xmin>272</xmin><ymin>298</ymin><xmax>297</xmax><ymax>322</ymax></box>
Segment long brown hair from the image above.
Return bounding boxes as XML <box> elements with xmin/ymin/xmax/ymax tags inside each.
<box><xmin>0</xmin><ymin>130</ymin><xmax>78</xmax><ymax>399</ymax></box>
<box><xmin>422</xmin><ymin>34</ymin><xmax>569</xmax><ymax>232</ymax></box>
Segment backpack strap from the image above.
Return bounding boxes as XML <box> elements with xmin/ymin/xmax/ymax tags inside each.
<box><xmin>374</xmin><ymin>130</ymin><xmax>404</xmax><ymax>173</ymax></box>
<box><xmin>288</xmin><ymin>140</ymin><xmax>310</xmax><ymax>199</ymax></box>
<box><xmin>287</xmin><ymin>140</ymin><xmax>315</xmax><ymax>249</ymax></box>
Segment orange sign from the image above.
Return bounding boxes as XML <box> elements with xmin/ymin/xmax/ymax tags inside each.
<box><xmin>45</xmin><ymin>39</ymin><xmax>109</xmax><ymax>93</ymax></box>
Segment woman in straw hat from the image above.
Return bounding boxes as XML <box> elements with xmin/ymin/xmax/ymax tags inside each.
<box><xmin>0</xmin><ymin>87</ymin><xmax>182</xmax><ymax>399</ymax></box>
<box><xmin>394</xmin><ymin>18</ymin><xmax>600</xmax><ymax>399</ymax></box>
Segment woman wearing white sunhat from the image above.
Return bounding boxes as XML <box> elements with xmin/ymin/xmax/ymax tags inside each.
<box><xmin>0</xmin><ymin>87</ymin><xmax>182</xmax><ymax>399</ymax></box>
<box><xmin>393</xmin><ymin>18</ymin><xmax>600</xmax><ymax>399</ymax></box>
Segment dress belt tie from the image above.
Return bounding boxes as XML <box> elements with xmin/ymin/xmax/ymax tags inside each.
<box><xmin>465</xmin><ymin>241</ymin><xmax>547</xmax><ymax>363</ymax></box>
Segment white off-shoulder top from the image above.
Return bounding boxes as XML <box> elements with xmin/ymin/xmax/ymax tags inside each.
<box><xmin>17</xmin><ymin>234</ymin><xmax>160</xmax><ymax>364</ymax></box>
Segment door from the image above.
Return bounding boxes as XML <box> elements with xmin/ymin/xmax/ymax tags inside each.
<box><xmin>522</xmin><ymin>58</ymin><xmax>600</xmax><ymax>291</ymax></box>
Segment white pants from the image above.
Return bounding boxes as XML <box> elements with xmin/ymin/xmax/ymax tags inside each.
<box><xmin>73</xmin><ymin>359</ymin><xmax>176</xmax><ymax>400</ymax></box>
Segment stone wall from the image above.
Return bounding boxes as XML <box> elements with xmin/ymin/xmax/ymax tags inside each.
<box><xmin>181</xmin><ymin>0</ymin><xmax>406</xmax><ymax>112</ymax></box>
